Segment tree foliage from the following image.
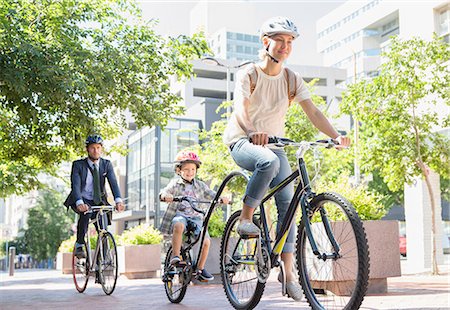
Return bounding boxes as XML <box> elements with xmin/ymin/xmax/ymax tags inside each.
<box><xmin>341</xmin><ymin>35</ymin><xmax>449</xmax><ymax>275</ymax></box>
<box><xmin>22</xmin><ymin>189</ymin><xmax>72</xmax><ymax>260</ymax></box>
<box><xmin>0</xmin><ymin>0</ymin><xmax>209</xmax><ymax>196</ymax></box>
<box><xmin>341</xmin><ymin>35</ymin><xmax>449</xmax><ymax>192</ymax></box>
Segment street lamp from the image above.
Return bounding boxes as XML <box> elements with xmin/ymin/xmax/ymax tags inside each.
<box><xmin>350</xmin><ymin>50</ymin><xmax>361</xmax><ymax>185</ymax></box>
<box><xmin>201</xmin><ymin>57</ymin><xmax>254</xmax><ymax>118</ymax></box>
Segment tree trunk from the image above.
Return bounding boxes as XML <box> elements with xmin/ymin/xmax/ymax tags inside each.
<box><xmin>417</xmin><ymin>160</ymin><xmax>439</xmax><ymax>275</ymax></box>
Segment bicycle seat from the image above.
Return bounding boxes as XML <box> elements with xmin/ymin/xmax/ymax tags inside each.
<box><xmin>183</xmin><ymin>221</ymin><xmax>198</xmax><ymax>244</ymax></box>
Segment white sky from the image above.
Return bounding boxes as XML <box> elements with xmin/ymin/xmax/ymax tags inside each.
<box><xmin>137</xmin><ymin>0</ymin><xmax>347</xmax><ymax>66</ymax></box>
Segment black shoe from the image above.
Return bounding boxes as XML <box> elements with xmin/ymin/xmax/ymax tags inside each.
<box><xmin>74</xmin><ymin>244</ymin><xmax>86</xmax><ymax>259</ymax></box>
<box><xmin>196</xmin><ymin>269</ymin><xmax>214</xmax><ymax>282</ymax></box>
<box><xmin>95</xmin><ymin>270</ymin><xmax>101</xmax><ymax>284</ymax></box>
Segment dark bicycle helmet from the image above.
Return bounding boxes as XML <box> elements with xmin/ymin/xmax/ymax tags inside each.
<box><xmin>85</xmin><ymin>134</ymin><xmax>104</xmax><ymax>146</ymax></box>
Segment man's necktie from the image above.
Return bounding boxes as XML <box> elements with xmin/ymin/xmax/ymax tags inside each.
<box><xmin>93</xmin><ymin>164</ymin><xmax>102</xmax><ymax>205</ymax></box>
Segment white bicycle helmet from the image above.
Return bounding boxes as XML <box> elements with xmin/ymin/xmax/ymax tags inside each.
<box><xmin>259</xmin><ymin>16</ymin><xmax>299</xmax><ymax>40</ymax></box>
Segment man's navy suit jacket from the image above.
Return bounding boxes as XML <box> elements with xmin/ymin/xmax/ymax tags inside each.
<box><xmin>64</xmin><ymin>158</ymin><xmax>121</xmax><ymax>208</ymax></box>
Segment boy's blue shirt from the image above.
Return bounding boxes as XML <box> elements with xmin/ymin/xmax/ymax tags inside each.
<box><xmin>159</xmin><ymin>176</ymin><xmax>216</xmax><ymax>235</ymax></box>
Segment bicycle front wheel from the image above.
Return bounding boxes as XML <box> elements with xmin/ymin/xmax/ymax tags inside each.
<box><xmin>297</xmin><ymin>192</ymin><xmax>369</xmax><ymax>310</ymax></box>
<box><xmin>72</xmin><ymin>243</ymin><xmax>89</xmax><ymax>293</ymax></box>
<box><xmin>98</xmin><ymin>232</ymin><xmax>118</xmax><ymax>295</ymax></box>
<box><xmin>221</xmin><ymin>211</ymin><xmax>265</xmax><ymax>310</ymax></box>
<box><xmin>163</xmin><ymin>246</ymin><xmax>191</xmax><ymax>303</ymax></box>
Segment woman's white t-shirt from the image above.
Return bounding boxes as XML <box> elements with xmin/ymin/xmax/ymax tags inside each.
<box><xmin>223</xmin><ymin>64</ymin><xmax>311</xmax><ymax>146</ymax></box>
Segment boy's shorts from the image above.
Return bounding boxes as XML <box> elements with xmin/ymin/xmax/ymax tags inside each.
<box><xmin>171</xmin><ymin>215</ymin><xmax>207</xmax><ymax>237</ymax></box>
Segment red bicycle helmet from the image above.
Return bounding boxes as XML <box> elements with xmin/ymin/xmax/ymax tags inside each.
<box><xmin>174</xmin><ymin>150</ymin><xmax>201</xmax><ymax>168</ymax></box>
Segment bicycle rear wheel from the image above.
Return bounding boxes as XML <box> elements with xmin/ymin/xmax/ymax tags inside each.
<box><xmin>221</xmin><ymin>211</ymin><xmax>265</xmax><ymax>310</ymax></box>
<box><xmin>163</xmin><ymin>246</ymin><xmax>191</xmax><ymax>303</ymax></box>
<box><xmin>72</xmin><ymin>243</ymin><xmax>89</xmax><ymax>293</ymax></box>
<box><xmin>98</xmin><ymin>232</ymin><xmax>118</xmax><ymax>295</ymax></box>
<box><xmin>297</xmin><ymin>192</ymin><xmax>369</xmax><ymax>310</ymax></box>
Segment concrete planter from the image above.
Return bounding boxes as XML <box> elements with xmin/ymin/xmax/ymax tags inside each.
<box><xmin>56</xmin><ymin>252</ymin><xmax>72</xmax><ymax>274</ymax></box>
<box><xmin>117</xmin><ymin>244</ymin><xmax>161</xmax><ymax>279</ymax></box>
<box><xmin>308</xmin><ymin>220</ymin><xmax>401</xmax><ymax>294</ymax></box>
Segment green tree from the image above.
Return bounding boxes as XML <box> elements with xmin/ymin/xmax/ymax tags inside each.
<box><xmin>341</xmin><ymin>35</ymin><xmax>450</xmax><ymax>274</ymax></box>
<box><xmin>23</xmin><ymin>189</ymin><xmax>73</xmax><ymax>261</ymax></box>
<box><xmin>0</xmin><ymin>0</ymin><xmax>209</xmax><ymax>196</ymax></box>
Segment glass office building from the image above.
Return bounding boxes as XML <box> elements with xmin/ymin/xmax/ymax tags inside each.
<box><xmin>124</xmin><ymin>118</ymin><xmax>201</xmax><ymax>229</ymax></box>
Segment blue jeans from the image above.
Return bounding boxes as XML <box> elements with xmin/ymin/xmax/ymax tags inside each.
<box><xmin>230</xmin><ymin>139</ymin><xmax>296</xmax><ymax>253</ymax></box>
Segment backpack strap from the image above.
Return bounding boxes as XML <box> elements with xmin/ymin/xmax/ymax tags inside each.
<box><xmin>284</xmin><ymin>67</ymin><xmax>297</xmax><ymax>105</ymax></box>
<box><xmin>246</xmin><ymin>64</ymin><xmax>258</xmax><ymax>95</ymax></box>
<box><xmin>246</xmin><ymin>64</ymin><xmax>296</xmax><ymax>103</ymax></box>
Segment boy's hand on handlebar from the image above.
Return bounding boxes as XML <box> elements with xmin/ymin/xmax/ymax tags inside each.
<box><xmin>77</xmin><ymin>204</ymin><xmax>89</xmax><ymax>213</ymax></box>
<box><xmin>115</xmin><ymin>202</ymin><xmax>125</xmax><ymax>212</ymax></box>
<box><xmin>219</xmin><ymin>197</ymin><xmax>230</xmax><ymax>205</ymax></box>
<box><xmin>160</xmin><ymin>193</ymin><xmax>174</xmax><ymax>202</ymax></box>
<box><xmin>335</xmin><ymin>135</ymin><xmax>351</xmax><ymax>149</ymax></box>
<box><xmin>248</xmin><ymin>132</ymin><xmax>268</xmax><ymax>146</ymax></box>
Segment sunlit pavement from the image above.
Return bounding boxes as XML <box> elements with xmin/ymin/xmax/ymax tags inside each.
<box><xmin>1</xmin><ymin>258</ymin><xmax>449</xmax><ymax>310</ymax></box>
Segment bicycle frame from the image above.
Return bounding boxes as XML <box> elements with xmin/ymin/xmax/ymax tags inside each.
<box><xmin>85</xmin><ymin>206</ymin><xmax>113</xmax><ymax>270</ymax></box>
<box><xmin>182</xmin><ymin>171</ymin><xmax>243</xmax><ymax>271</ymax></box>
<box><xmin>259</xmin><ymin>143</ymin><xmax>342</xmax><ymax>266</ymax></box>
<box><xmin>217</xmin><ymin>140</ymin><xmax>343</xmax><ymax>268</ymax></box>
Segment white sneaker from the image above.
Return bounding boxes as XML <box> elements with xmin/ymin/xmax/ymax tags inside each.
<box><xmin>286</xmin><ymin>281</ymin><xmax>303</xmax><ymax>301</ymax></box>
<box><xmin>236</xmin><ymin>220</ymin><xmax>260</xmax><ymax>238</ymax></box>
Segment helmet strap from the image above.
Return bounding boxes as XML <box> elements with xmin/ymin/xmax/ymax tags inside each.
<box><xmin>265</xmin><ymin>41</ymin><xmax>279</xmax><ymax>63</ymax></box>
<box><xmin>180</xmin><ymin>175</ymin><xmax>194</xmax><ymax>185</ymax></box>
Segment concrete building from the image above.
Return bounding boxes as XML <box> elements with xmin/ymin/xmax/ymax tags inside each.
<box><xmin>317</xmin><ymin>0</ymin><xmax>450</xmax><ymax>82</ymax></box>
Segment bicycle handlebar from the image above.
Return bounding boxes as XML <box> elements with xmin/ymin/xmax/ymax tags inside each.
<box><xmin>84</xmin><ymin>205</ymin><xmax>116</xmax><ymax>214</ymax></box>
<box><xmin>172</xmin><ymin>196</ymin><xmax>210</xmax><ymax>215</ymax></box>
<box><xmin>250</xmin><ymin>136</ymin><xmax>340</xmax><ymax>149</ymax></box>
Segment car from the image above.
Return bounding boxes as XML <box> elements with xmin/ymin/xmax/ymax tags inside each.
<box><xmin>399</xmin><ymin>235</ymin><xmax>407</xmax><ymax>257</ymax></box>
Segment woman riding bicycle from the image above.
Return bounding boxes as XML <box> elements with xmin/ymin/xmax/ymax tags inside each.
<box><xmin>222</xmin><ymin>16</ymin><xmax>350</xmax><ymax>301</ymax></box>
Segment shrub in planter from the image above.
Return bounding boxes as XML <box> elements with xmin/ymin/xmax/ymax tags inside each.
<box><xmin>207</xmin><ymin>208</ymin><xmax>226</xmax><ymax>238</ymax></box>
<box><xmin>313</xmin><ymin>173</ymin><xmax>387</xmax><ymax>220</ymax></box>
<box><xmin>117</xmin><ymin>224</ymin><xmax>163</xmax><ymax>246</ymax></box>
<box><xmin>117</xmin><ymin>224</ymin><xmax>163</xmax><ymax>279</ymax></box>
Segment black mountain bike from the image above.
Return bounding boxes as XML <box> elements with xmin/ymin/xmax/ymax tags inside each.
<box><xmin>72</xmin><ymin>205</ymin><xmax>118</xmax><ymax>295</ymax></box>
<box><xmin>220</xmin><ymin>137</ymin><xmax>370</xmax><ymax>310</ymax></box>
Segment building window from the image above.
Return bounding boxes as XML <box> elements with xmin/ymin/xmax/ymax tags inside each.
<box><xmin>236</xmin><ymin>45</ymin><xmax>243</xmax><ymax>53</ymax></box>
<box><xmin>438</xmin><ymin>8</ymin><xmax>450</xmax><ymax>42</ymax></box>
<box><xmin>237</xmin><ymin>33</ymin><xmax>243</xmax><ymax>40</ymax></box>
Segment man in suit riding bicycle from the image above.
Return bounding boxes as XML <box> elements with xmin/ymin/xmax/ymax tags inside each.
<box><xmin>64</xmin><ymin>134</ymin><xmax>124</xmax><ymax>259</ymax></box>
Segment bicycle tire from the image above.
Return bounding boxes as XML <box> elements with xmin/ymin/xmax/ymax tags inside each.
<box><xmin>221</xmin><ymin>210</ymin><xmax>266</xmax><ymax>310</ymax></box>
<box><xmin>296</xmin><ymin>192</ymin><xmax>370</xmax><ymax>310</ymax></box>
<box><xmin>98</xmin><ymin>232</ymin><xmax>118</xmax><ymax>295</ymax></box>
<box><xmin>72</xmin><ymin>242</ymin><xmax>89</xmax><ymax>293</ymax></box>
<box><xmin>163</xmin><ymin>246</ymin><xmax>191</xmax><ymax>303</ymax></box>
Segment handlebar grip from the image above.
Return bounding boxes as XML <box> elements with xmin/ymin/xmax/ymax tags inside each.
<box><xmin>248</xmin><ymin>136</ymin><xmax>281</xmax><ymax>144</ymax></box>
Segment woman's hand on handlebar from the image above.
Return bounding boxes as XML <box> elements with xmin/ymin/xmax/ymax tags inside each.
<box><xmin>160</xmin><ymin>193</ymin><xmax>174</xmax><ymax>202</ymax></box>
<box><xmin>248</xmin><ymin>132</ymin><xmax>268</xmax><ymax>146</ymax></box>
<box><xmin>335</xmin><ymin>135</ymin><xmax>351</xmax><ymax>149</ymax></box>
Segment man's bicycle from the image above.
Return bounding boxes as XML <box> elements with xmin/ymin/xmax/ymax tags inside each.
<box><xmin>220</xmin><ymin>137</ymin><xmax>370</xmax><ymax>310</ymax></box>
<box><xmin>72</xmin><ymin>205</ymin><xmax>118</xmax><ymax>295</ymax></box>
<box><xmin>162</xmin><ymin>196</ymin><xmax>227</xmax><ymax>303</ymax></box>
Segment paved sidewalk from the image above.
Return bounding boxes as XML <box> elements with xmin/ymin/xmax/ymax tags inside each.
<box><xmin>1</xmin><ymin>263</ymin><xmax>449</xmax><ymax>309</ymax></box>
